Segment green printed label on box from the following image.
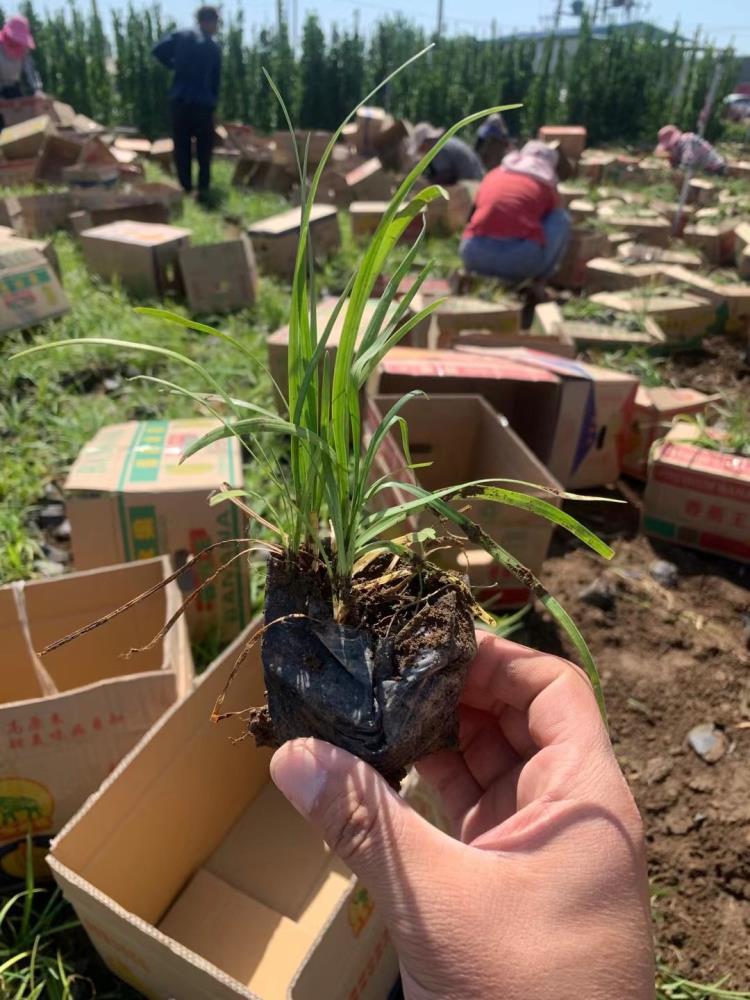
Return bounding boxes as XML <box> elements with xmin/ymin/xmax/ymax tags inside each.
<box><xmin>127</xmin><ymin>505</ymin><xmax>160</xmax><ymax>561</ymax></box>
<box><xmin>118</xmin><ymin>420</ymin><xmax>169</xmax><ymax>488</ymax></box>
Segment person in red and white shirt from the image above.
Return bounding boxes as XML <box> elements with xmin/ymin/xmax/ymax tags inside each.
<box><xmin>656</xmin><ymin>124</ymin><xmax>727</xmax><ymax>176</ymax></box>
<box><xmin>459</xmin><ymin>141</ymin><xmax>570</xmax><ymax>291</ymax></box>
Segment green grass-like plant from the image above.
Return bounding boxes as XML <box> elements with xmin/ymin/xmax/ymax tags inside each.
<box><xmin>14</xmin><ymin>50</ymin><xmax>614</xmax><ymax>714</ymax></box>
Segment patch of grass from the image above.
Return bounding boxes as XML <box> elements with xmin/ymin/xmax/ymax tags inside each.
<box><xmin>595</xmin><ymin>345</ymin><xmax>667</xmax><ymax>386</ymax></box>
<box><xmin>562</xmin><ymin>296</ymin><xmax>649</xmax><ymax>333</ymax></box>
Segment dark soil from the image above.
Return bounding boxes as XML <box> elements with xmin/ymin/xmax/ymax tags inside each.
<box><xmin>660</xmin><ymin>334</ymin><xmax>750</xmax><ymax>396</ymax></box>
<box><xmin>520</xmin><ymin>527</ymin><xmax>749</xmax><ymax>988</ymax></box>
<box><xmin>250</xmin><ymin>552</ymin><xmax>477</xmax><ymax>786</ymax></box>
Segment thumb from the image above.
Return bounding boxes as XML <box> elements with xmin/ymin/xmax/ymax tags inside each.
<box><xmin>270</xmin><ymin>737</ymin><xmax>454</xmax><ymax>926</ymax></box>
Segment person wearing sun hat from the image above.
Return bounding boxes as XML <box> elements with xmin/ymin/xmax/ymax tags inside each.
<box><xmin>656</xmin><ymin>123</ymin><xmax>726</xmax><ymax>176</ymax></box>
<box><xmin>459</xmin><ymin>140</ymin><xmax>570</xmax><ymax>296</ymax></box>
<box><xmin>0</xmin><ymin>14</ymin><xmax>43</xmax><ymax>101</ymax></box>
<box><xmin>409</xmin><ymin>120</ymin><xmax>485</xmax><ymax>186</ymax></box>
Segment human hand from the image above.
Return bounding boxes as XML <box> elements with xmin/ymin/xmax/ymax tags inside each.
<box><xmin>271</xmin><ymin>632</ymin><xmax>654</xmax><ymax>1000</ymax></box>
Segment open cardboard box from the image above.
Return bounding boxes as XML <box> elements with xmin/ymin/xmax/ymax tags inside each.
<box><xmin>48</xmin><ymin>622</ymin><xmax>399</xmax><ymax>1000</ymax></box>
<box><xmin>366</xmin><ymin>394</ymin><xmax>562</xmax><ymax>608</ymax></box>
<box><xmin>0</xmin><ymin>557</ymin><xmax>192</xmax><ymax>887</ymax></box>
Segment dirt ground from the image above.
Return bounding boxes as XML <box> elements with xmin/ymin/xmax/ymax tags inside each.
<box><xmin>518</xmin><ymin>334</ymin><xmax>750</xmax><ymax>988</ymax></box>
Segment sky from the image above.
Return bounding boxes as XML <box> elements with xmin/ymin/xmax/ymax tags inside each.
<box><xmin>130</xmin><ymin>0</ymin><xmax>750</xmax><ymax>52</ymax></box>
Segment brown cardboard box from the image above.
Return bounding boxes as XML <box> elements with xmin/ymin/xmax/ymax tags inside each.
<box><xmin>584</xmin><ymin>257</ymin><xmax>665</xmax><ymax>292</ymax></box>
<box><xmin>0</xmin><ymin>234</ymin><xmax>60</xmax><ymax>276</ymax></box>
<box><xmin>11</xmin><ymin>193</ymin><xmax>73</xmax><ymax>237</ymax></box>
<box><xmin>425</xmin><ymin>181</ymin><xmax>478</xmax><ymax>236</ymax></box>
<box><xmin>247</xmin><ymin>205</ymin><xmax>339</xmax><ymax>279</ymax></box>
<box><xmin>526</xmin><ymin>301</ymin><xmax>576</xmax><ymax>356</ymax></box>
<box><xmin>0</xmin><ymin>158</ymin><xmax>38</xmax><ymax>186</ymax></box>
<box><xmin>735</xmin><ymin>222</ymin><xmax>750</xmax><ymax>279</ymax></box>
<box><xmin>149</xmin><ymin>138</ymin><xmax>174</xmax><ymax>169</ymax></box>
<box><xmin>622</xmin><ymin>385</ymin><xmax>720</xmax><ymax>480</ymax></box>
<box><xmin>36</xmin><ymin>133</ymin><xmax>84</xmax><ymax>183</ymax></box>
<box><xmin>0</xmin><ymin>95</ymin><xmax>52</xmax><ymax>128</ymax></box>
<box><xmin>273</xmin><ymin>130</ymin><xmax>331</xmax><ymax>167</ymax></box>
<box><xmin>687</xmin><ymin>178</ymin><xmax>717</xmax><ymax>206</ymax></box>
<box><xmin>63</xmin><ymin>163</ymin><xmax>120</xmax><ymax>187</ymax></box>
<box><xmin>569</xmin><ymin>198</ymin><xmax>597</xmax><ymax>223</ymax></box>
<box><xmin>372</xmin><ymin>118</ymin><xmax>410</xmax><ymax>171</ymax></box>
<box><xmin>615</xmin><ymin>241</ymin><xmax>702</xmax><ymax>270</ymax></box>
<box><xmin>562</xmin><ymin>315</ymin><xmax>665</xmax><ymax>350</ymax></box>
<box><xmin>80</xmin><ymin>220</ymin><xmax>191</xmax><ymax>297</ymax></box>
<box><xmin>80</xmin><ymin>137</ymin><xmax>119</xmax><ymax>166</ymax></box>
<box><xmin>65</xmin><ymin>418</ymin><xmax>249</xmax><ymax>644</ymax></box>
<box><xmin>345</xmin><ymin>159</ymin><xmax>394</xmax><ymax>201</ymax></box>
<box><xmin>590</xmin><ymin>288</ymin><xmax>716</xmax><ymax>343</ymax></box>
<box><xmin>471</xmin><ymin>348</ymin><xmax>638</xmax><ymax>489</ymax></box>
<box><xmin>48</xmin><ymin>621</ymin><xmax>399</xmax><ymax>1000</ymax></box>
<box><xmin>578</xmin><ymin>151</ymin><xmax>616</xmax><ymax>183</ymax></box>
<box><xmin>0</xmin><ymin>556</ymin><xmax>192</xmax><ymax>885</ymax></box>
<box><xmin>0</xmin><ymin>114</ymin><xmax>55</xmax><ymax>160</ymax></box>
<box><xmin>537</xmin><ymin>125</ymin><xmax>587</xmax><ymax>160</ymax></box>
<box><xmin>68</xmin><ymin>210</ymin><xmax>93</xmax><ymax>237</ymax></box>
<box><xmin>644</xmin><ymin>424</ymin><xmax>750</xmax><ymax>562</ymax></box>
<box><xmin>179</xmin><ymin>236</ymin><xmax>259</xmax><ymax>315</ymax></box>
<box><xmin>71</xmin><ymin>113</ymin><xmax>105</xmax><ymax>135</ymax></box>
<box><xmin>268</xmin><ymin>296</ymin><xmax>431</xmax><ymax>404</ymax></box>
<box><xmin>658</xmin><ymin>265</ymin><xmax>750</xmax><ymax>335</ymax></box>
<box><xmin>367</xmin><ymin>394</ymin><xmax>562</xmax><ymax>607</ymax></box>
<box><xmin>684</xmin><ymin>220</ymin><xmax>737</xmax><ymax>265</ymax></box>
<box><xmin>349</xmin><ymin>201</ymin><xmax>390</xmax><ymax>238</ymax></box>
<box><xmin>113</xmin><ymin>137</ymin><xmax>152</xmax><ymax>156</ymax></box>
<box><xmin>432</xmin><ymin>296</ymin><xmax>520</xmax><ymax>345</ymax></box>
<box><xmin>71</xmin><ymin>189</ymin><xmax>170</xmax><ymax>227</ymax></box>
<box><xmin>355</xmin><ymin>106</ymin><xmax>389</xmax><ymax>156</ymax></box>
<box><xmin>0</xmin><ymin>244</ymin><xmax>69</xmax><ymax>334</ymax></box>
<box><xmin>596</xmin><ymin>212</ymin><xmax>671</xmax><ymax>248</ymax></box>
<box><xmin>553</xmin><ymin>227</ymin><xmax>611</xmax><ymax>289</ymax></box>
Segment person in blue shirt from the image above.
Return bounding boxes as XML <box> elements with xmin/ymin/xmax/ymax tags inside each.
<box><xmin>153</xmin><ymin>6</ymin><xmax>222</xmax><ymax>203</ymax></box>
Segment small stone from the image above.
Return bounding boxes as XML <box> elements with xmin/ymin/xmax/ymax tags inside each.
<box><xmin>51</xmin><ymin>518</ymin><xmax>71</xmax><ymax>543</ymax></box>
<box><xmin>578</xmin><ymin>576</ymin><xmax>616</xmax><ymax>611</ymax></box>
<box><xmin>649</xmin><ymin>559</ymin><xmax>679</xmax><ymax>588</ymax></box>
<box><xmin>688</xmin><ymin>774</ymin><xmax>714</xmax><ymax>793</ymax></box>
<box><xmin>687</xmin><ymin>723</ymin><xmax>727</xmax><ymax>764</ymax></box>
<box><xmin>36</xmin><ymin>501</ymin><xmax>66</xmax><ymax>529</ymax></box>
<box><xmin>33</xmin><ymin>559</ymin><xmax>65</xmax><ymax>578</ymax></box>
<box><xmin>642</xmin><ymin>755</ymin><xmax>673</xmax><ymax>785</ymax></box>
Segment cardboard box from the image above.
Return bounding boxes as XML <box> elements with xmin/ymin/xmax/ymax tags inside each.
<box><xmin>569</xmin><ymin>198</ymin><xmax>596</xmax><ymax>223</ymax></box>
<box><xmin>644</xmin><ymin>423</ymin><xmax>750</xmax><ymax>562</ymax></box>
<box><xmin>0</xmin><ymin>244</ymin><xmax>69</xmax><ymax>334</ymax></box>
<box><xmin>0</xmin><ymin>95</ymin><xmax>52</xmax><ymax>128</ymax></box>
<box><xmin>68</xmin><ymin>210</ymin><xmax>93</xmax><ymax>237</ymax></box>
<box><xmin>596</xmin><ymin>212</ymin><xmax>671</xmax><ymax>248</ymax></box>
<box><xmin>268</xmin><ymin>296</ymin><xmax>431</xmax><ymax>404</ymax></box>
<box><xmin>65</xmin><ymin>419</ymin><xmax>249</xmax><ymax>643</ymax></box>
<box><xmin>0</xmin><ymin>556</ymin><xmax>192</xmax><ymax>884</ymax></box>
<box><xmin>0</xmin><ymin>158</ymin><xmax>38</xmax><ymax>186</ymax></box>
<box><xmin>590</xmin><ymin>288</ymin><xmax>717</xmax><ymax>343</ymax></box>
<box><xmin>367</xmin><ymin>394</ymin><xmax>562</xmax><ymax>607</ymax></box>
<box><xmin>36</xmin><ymin>133</ymin><xmax>84</xmax><ymax>183</ymax></box>
<box><xmin>577</xmin><ymin>150</ymin><xmax>616</xmax><ymax>183</ymax></box>
<box><xmin>179</xmin><ymin>236</ymin><xmax>259</xmax><ymax>315</ymax></box>
<box><xmin>622</xmin><ymin>386</ymin><xmax>721</xmax><ymax>480</ymax></box>
<box><xmin>247</xmin><ymin>205</ymin><xmax>339</xmax><ymax>279</ymax></box>
<box><xmin>349</xmin><ymin>200</ymin><xmax>390</xmax><ymax>238</ymax></box>
<box><xmin>687</xmin><ymin>178</ymin><xmax>717</xmax><ymax>206</ymax></box>
<box><xmin>554</xmin><ymin>227</ymin><xmax>611</xmax><ymax>289</ymax></box>
<box><xmin>114</xmin><ymin>137</ymin><xmax>152</xmax><ymax>156</ymax></box>
<box><xmin>734</xmin><ymin>222</ymin><xmax>750</xmax><ymax>279</ymax></box>
<box><xmin>48</xmin><ymin>620</ymin><xmax>399</xmax><ymax>1000</ymax></box>
<box><xmin>658</xmin><ymin>265</ymin><xmax>750</xmax><ymax>335</ymax></box>
<box><xmin>355</xmin><ymin>106</ymin><xmax>389</xmax><ymax>156</ymax></box>
<box><xmin>345</xmin><ymin>159</ymin><xmax>393</xmax><ymax>201</ymax></box>
<box><xmin>425</xmin><ymin>181</ymin><xmax>478</xmax><ymax>236</ymax></box>
<box><xmin>684</xmin><ymin>220</ymin><xmax>737</xmax><ymax>265</ymax></box>
<box><xmin>80</xmin><ymin>137</ymin><xmax>119</xmax><ymax>166</ymax></box>
<box><xmin>562</xmin><ymin>315</ymin><xmax>665</xmax><ymax>350</ymax></box>
<box><xmin>0</xmin><ymin>234</ymin><xmax>60</xmax><ymax>276</ymax></box>
<box><xmin>273</xmin><ymin>130</ymin><xmax>331</xmax><ymax>167</ymax></box>
<box><xmin>478</xmin><ymin>349</ymin><xmax>638</xmax><ymax>489</ymax></box>
<box><xmin>0</xmin><ymin>114</ymin><xmax>55</xmax><ymax>160</ymax></box>
<box><xmin>584</xmin><ymin>257</ymin><xmax>665</xmax><ymax>292</ymax></box>
<box><xmin>537</xmin><ymin>125</ymin><xmax>587</xmax><ymax>160</ymax></box>
<box><xmin>149</xmin><ymin>138</ymin><xmax>174</xmax><ymax>169</ymax></box>
<box><xmin>616</xmin><ymin>241</ymin><xmax>702</xmax><ymax>270</ymax></box>
<box><xmin>80</xmin><ymin>220</ymin><xmax>191</xmax><ymax>298</ymax></box>
<box><xmin>63</xmin><ymin>163</ymin><xmax>120</xmax><ymax>188</ymax></box>
<box><xmin>11</xmin><ymin>193</ymin><xmax>73</xmax><ymax>237</ymax></box>
<box><xmin>432</xmin><ymin>296</ymin><xmax>520</xmax><ymax>345</ymax></box>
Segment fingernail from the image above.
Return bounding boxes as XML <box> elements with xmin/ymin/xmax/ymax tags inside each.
<box><xmin>271</xmin><ymin>740</ymin><xmax>327</xmax><ymax>817</ymax></box>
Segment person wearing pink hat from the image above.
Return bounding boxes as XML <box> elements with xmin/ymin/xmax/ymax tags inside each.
<box><xmin>655</xmin><ymin>123</ymin><xmax>726</xmax><ymax>176</ymax></box>
<box><xmin>0</xmin><ymin>14</ymin><xmax>43</xmax><ymax>129</ymax></box>
<box><xmin>460</xmin><ymin>140</ymin><xmax>570</xmax><ymax>295</ymax></box>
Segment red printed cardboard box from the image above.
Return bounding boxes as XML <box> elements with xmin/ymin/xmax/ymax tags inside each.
<box><xmin>48</xmin><ymin>621</ymin><xmax>399</xmax><ymax>1000</ymax></box>
<box><xmin>65</xmin><ymin>419</ymin><xmax>249</xmax><ymax>644</ymax></box>
<box><xmin>0</xmin><ymin>557</ymin><xmax>192</xmax><ymax>887</ymax></box>
<box><xmin>622</xmin><ymin>385</ymin><xmax>721</xmax><ymax>480</ymax></box>
<box><xmin>366</xmin><ymin>394</ymin><xmax>562</xmax><ymax>608</ymax></box>
<box><xmin>644</xmin><ymin>424</ymin><xmax>750</xmax><ymax>562</ymax></box>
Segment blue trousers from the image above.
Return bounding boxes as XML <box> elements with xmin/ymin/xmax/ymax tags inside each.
<box><xmin>460</xmin><ymin>208</ymin><xmax>571</xmax><ymax>282</ymax></box>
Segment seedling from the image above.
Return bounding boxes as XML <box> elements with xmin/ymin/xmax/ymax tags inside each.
<box><xmin>674</xmin><ymin>397</ymin><xmax>750</xmax><ymax>458</ymax></box>
<box><xmin>15</xmin><ymin>53</ymin><xmax>615</xmax><ymax>784</ymax></box>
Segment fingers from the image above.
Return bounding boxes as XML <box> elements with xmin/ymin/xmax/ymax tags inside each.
<box><xmin>463</xmin><ymin>632</ymin><xmax>606</xmax><ymax>754</ymax></box>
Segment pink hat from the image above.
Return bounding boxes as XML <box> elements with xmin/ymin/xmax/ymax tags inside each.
<box><xmin>501</xmin><ymin>140</ymin><xmax>559</xmax><ymax>187</ymax></box>
<box><xmin>657</xmin><ymin>125</ymin><xmax>681</xmax><ymax>150</ymax></box>
<box><xmin>0</xmin><ymin>15</ymin><xmax>36</xmax><ymax>51</ymax></box>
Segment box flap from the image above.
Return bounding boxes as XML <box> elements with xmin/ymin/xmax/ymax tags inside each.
<box><xmin>65</xmin><ymin>419</ymin><xmax>240</xmax><ymax>494</ymax></box>
<box><xmin>643</xmin><ymin>386</ymin><xmax>721</xmax><ymax>415</ymax></box>
<box><xmin>247</xmin><ymin>204</ymin><xmax>336</xmax><ymax>236</ymax></box>
<box><xmin>378</xmin><ymin>346</ymin><xmax>559</xmax><ymax>383</ymax></box>
<box><xmin>80</xmin><ymin>221</ymin><xmax>191</xmax><ymax>246</ymax></box>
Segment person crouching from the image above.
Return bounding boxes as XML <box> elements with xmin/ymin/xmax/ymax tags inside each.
<box><xmin>459</xmin><ymin>141</ymin><xmax>570</xmax><ymax>293</ymax></box>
